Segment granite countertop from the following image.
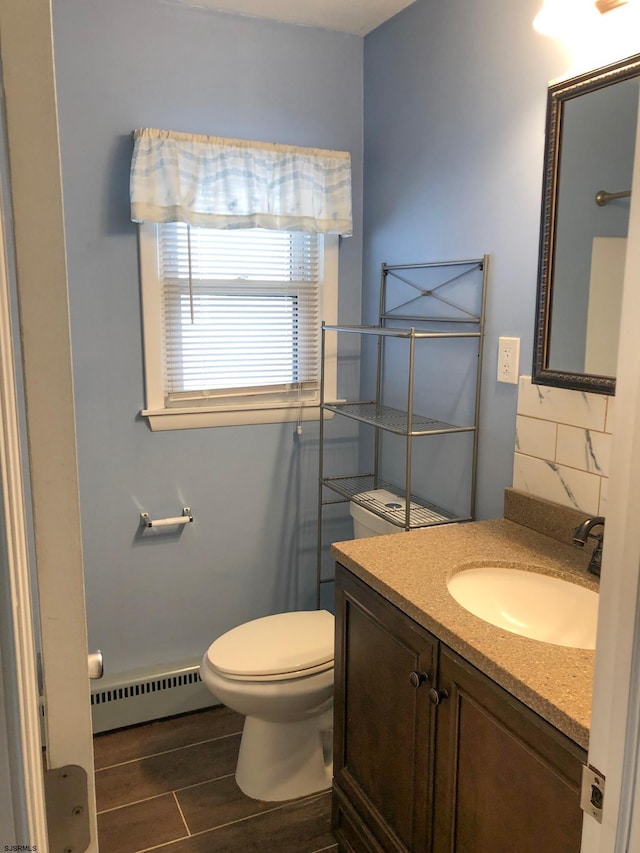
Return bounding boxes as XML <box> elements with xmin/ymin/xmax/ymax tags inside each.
<box><xmin>331</xmin><ymin>513</ymin><xmax>598</xmax><ymax>749</ymax></box>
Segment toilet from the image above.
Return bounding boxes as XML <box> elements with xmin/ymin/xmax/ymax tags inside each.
<box><xmin>199</xmin><ymin>488</ymin><xmax>405</xmax><ymax>802</ymax></box>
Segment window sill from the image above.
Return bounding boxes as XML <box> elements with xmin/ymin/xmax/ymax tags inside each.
<box><xmin>141</xmin><ymin>404</ymin><xmax>335</xmax><ymax>431</ymax></box>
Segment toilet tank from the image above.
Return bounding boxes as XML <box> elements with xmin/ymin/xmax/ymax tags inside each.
<box><xmin>350</xmin><ymin>489</ymin><xmax>410</xmax><ymax>538</ymax></box>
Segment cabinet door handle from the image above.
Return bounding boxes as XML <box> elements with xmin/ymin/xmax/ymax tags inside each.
<box><xmin>409</xmin><ymin>670</ymin><xmax>429</xmax><ymax>688</ymax></box>
<box><xmin>428</xmin><ymin>687</ymin><xmax>448</xmax><ymax>706</ymax></box>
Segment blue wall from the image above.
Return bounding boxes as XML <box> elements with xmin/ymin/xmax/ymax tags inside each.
<box><xmin>52</xmin><ymin>0</ymin><xmax>610</xmax><ymax>678</ymax></box>
<box><xmin>52</xmin><ymin>0</ymin><xmax>363</xmax><ymax>674</ymax></box>
<box><xmin>363</xmin><ymin>0</ymin><xmax>569</xmax><ymax>520</ymax></box>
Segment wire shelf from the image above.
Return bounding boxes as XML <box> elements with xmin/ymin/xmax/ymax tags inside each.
<box><xmin>323</xmin><ymin>323</ymin><xmax>481</xmax><ymax>337</ymax></box>
<box><xmin>321</xmin><ymin>402</ymin><xmax>474</xmax><ymax>436</ymax></box>
<box><xmin>316</xmin><ymin>257</ymin><xmax>488</xmax><ymax>605</ymax></box>
<box><xmin>321</xmin><ymin>474</ymin><xmax>464</xmax><ymax>529</ymax></box>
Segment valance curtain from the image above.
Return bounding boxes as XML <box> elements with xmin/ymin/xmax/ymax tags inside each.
<box><xmin>130</xmin><ymin>127</ymin><xmax>353</xmax><ymax>235</ymax></box>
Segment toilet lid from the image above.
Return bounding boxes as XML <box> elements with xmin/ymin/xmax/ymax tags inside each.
<box><xmin>207</xmin><ymin>610</ymin><xmax>334</xmax><ymax>679</ymax></box>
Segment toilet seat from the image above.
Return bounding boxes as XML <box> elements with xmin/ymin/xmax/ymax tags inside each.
<box><xmin>206</xmin><ymin>609</ymin><xmax>334</xmax><ymax>682</ymax></box>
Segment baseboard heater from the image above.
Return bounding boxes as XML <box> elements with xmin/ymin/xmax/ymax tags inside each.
<box><xmin>90</xmin><ymin>658</ymin><xmax>217</xmax><ymax>734</ymax></box>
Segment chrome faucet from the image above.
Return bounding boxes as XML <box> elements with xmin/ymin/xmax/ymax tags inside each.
<box><xmin>572</xmin><ymin>516</ymin><xmax>605</xmax><ymax>577</ymax></box>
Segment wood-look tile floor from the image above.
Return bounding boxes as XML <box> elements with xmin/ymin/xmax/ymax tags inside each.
<box><xmin>94</xmin><ymin>706</ymin><xmax>337</xmax><ymax>853</ymax></box>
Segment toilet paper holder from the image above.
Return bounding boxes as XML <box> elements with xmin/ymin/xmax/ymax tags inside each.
<box><xmin>140</xmin><ymin>507</ymin><xmax>193</xmax><ymax>528</ymax></box>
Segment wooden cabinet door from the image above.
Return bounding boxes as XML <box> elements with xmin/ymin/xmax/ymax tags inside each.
<box><xmin>334</xmin><ymin>565</ymin><xmax>438</xmax><ymax>852</ymax></box>
<box><xmin>432</xmin><ymin>646</ymin><xmax>586</xmax><ymax>853</ymax></box>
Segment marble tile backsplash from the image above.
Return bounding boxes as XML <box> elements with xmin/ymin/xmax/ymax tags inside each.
<box><xmin>513</xmin><ymin>377</ymin><xmax>613</xmax><ymax>516</ymax></box>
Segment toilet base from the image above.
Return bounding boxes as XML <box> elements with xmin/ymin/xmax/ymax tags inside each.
<box><xmin>235</xmin><ymin>707</ymin><xmax>333</xmax><ymax>801</ymax></box>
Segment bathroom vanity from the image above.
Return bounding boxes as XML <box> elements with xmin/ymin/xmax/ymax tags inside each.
<box><xmin>331</xmin><ymin>491</ymin><xmax>597</xmax><ymax>853</ymax></box>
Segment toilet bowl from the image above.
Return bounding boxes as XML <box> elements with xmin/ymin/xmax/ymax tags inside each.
<box><xmin>200</xmin><ymin>609</ymin><xmax>335</xmax><ymax>801</ymax></box>
<box><xmin>200</xmin><ymin>488</ymin><xmax>404</xmax><ymax>801</ymax></box>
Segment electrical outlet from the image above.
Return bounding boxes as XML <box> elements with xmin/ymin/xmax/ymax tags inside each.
<box><xmin>497</xmin><ymin>336</ymin><xmax>520</xmax><ymax>384</ymax></box>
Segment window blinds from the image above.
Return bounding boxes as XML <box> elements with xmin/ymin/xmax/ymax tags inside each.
<box><xmin>157</xmin><ymin>223</ymin><xmax>322</xmax><ymax>407</ymax></box>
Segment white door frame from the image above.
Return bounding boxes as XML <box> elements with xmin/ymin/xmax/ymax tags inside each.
<box><xmin>580</xmin><ymin>87</ymin><xmax>640</xmax><ymax>853</ymax></box>
<box><xmin>0</xmin><ymin>0</ymin><xmax>98</xmax><ymax>849</ymax></box>
<box><xmin>0</xmin><ymin>113</ymin><xmax>48</xmax><ymax>852</ymax></box>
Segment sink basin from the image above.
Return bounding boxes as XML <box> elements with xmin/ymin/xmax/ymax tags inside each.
<box><xmin>447</xmin><ymin>566</ymin><xmax>598</xmax><ymax>649</ymax></box>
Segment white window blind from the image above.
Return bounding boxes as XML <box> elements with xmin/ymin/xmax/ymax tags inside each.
<box><xmin>157</xmin><ymin>223</ymin><xmax>322</xmax><ymax>408</ymax></box>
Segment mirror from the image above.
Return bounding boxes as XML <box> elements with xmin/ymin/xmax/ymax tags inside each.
<box><xmin>533</xmin><ymin>52</ymin><xmax>640</xmax><ymax>395</ymax></box>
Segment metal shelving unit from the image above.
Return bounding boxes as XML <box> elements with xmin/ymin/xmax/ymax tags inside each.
<box><xmin>316</xmin><ymin>257</ymin><xmax>489</xmax><ymax>606</ymax></box>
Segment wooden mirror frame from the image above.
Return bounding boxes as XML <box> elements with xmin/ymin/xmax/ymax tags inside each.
<box><xmin>532</xmin><ymin>52</ymin><xmax>640</xmax><ymax>396</ymax></box>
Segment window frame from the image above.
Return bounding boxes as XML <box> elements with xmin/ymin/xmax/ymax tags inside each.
<box><xmin>137</xmin><ymin>222</ymin><xmax>338</xmax><ymax>430</ymax></box>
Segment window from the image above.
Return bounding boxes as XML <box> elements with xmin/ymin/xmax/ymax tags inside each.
<box><xmin>138</xmin><ymin>222</ymin><xmax>338</xmax><ymax>430</ymax></box>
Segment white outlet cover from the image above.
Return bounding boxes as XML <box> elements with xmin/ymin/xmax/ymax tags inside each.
<box><xmin>498</xmin><ymin>336</ymin><xmax>520</xmax><ymax>384</ymax></box>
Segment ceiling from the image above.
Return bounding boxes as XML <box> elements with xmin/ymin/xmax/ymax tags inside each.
<box><xmin>171</xmin><ymin>0</ymin><xmax>418</xmax><ymax>35</ymax></box>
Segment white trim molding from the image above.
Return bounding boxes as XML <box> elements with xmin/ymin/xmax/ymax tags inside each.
<box><xmin>0</xmin><ymin>125</ymin><xmax>48</xmax><ymax>850</ymax></box>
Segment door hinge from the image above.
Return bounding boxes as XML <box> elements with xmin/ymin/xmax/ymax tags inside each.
<box><xmin>581</xmin><ymin>764</ymin><xmax>605</xmax><ymax>824</ymax></box>
<box><xmin>44</xmin><ymin>764</ymin><xmax>91</xmax><ymax>852</ymax></box>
